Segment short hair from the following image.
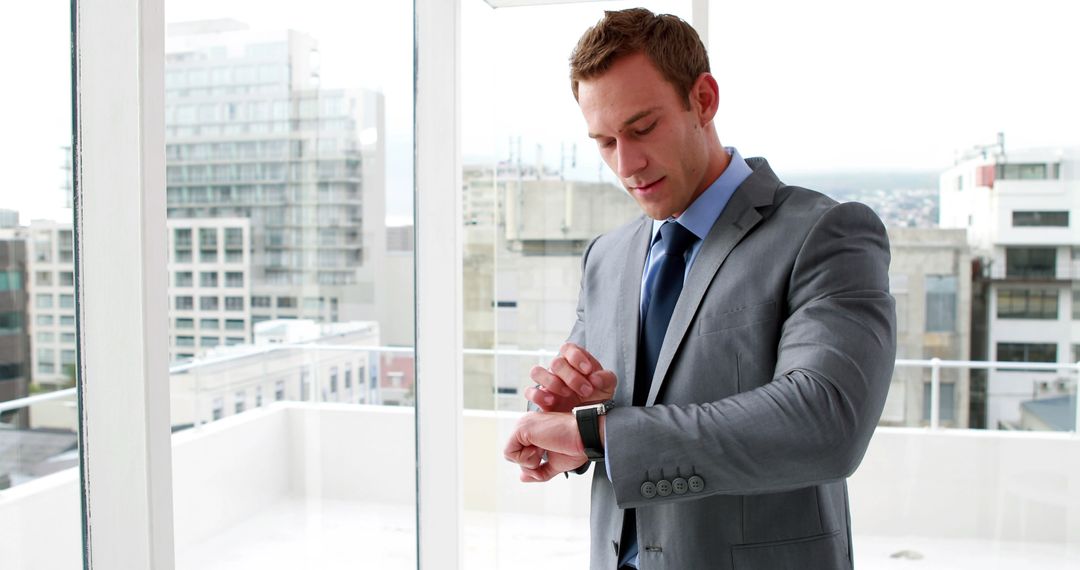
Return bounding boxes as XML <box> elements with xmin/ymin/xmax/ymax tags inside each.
<box><xmin>569</xmin><ymin>8</ymin><xmax>710</xmax><ymax>109</ymax></box>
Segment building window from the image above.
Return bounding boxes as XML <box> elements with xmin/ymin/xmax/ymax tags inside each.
<box><xmin>175</xmin><ymin>249</ymin><xmax>192</xmax><ymax>263</ymax></box>
<box><xmin>35</xmin><ymin>271</ymin><xmax>52</xmax><ymax>286</ymax></box>
<box><xmin>1074</xmin><ymin>287</ymin><xmax>1080</xmax><ymax>320</ymax></box>
<box><xmin>277</xmin><ymin>296</ymin><xmax>297</xmax><ymax>309</ymax></box>
<box><xmin>275</xmin><ymin>380</ymin><xmax>285</xmax><ymax>401</ymax></box>
<box><xmin>1005</xmin><ymin>247</ymin><xmax>1056</xmax><ymax>279</ymax></box>
<box><xmin>1012</xmin><ymin>211</ymin><xmax>1069</xmax><ymax>227</ymax></box>
<box><xmin>235</xmin><ymin>391</ymin><xmax>246</xmax><ymax>414</ymax></box>
<box><xmin>200</xmin><ymin>318</ymin><xmax>219</xmax><ymax>330</ymax></box>
<box><xmin>37</xmin><ymin>332</ymin><xmax>55</xmax><ymax>344</ymax></box>
<box><xmin>255</xmin><ymin>386</ymin><xmax>263</xmax><ymax>408</ymax></box>
<box><xmin>996</xmin><ymin>343</ymin><xmax>1057</xmax><ymax>367</ymax></box>
<box><xmin>59</xmin><ymin>271</ymin><xmax>74</xmax><ymax>286</ymax></box>
<box><xmin>925</xmin><ymin>275</ymin><xmax>957</xmax><ymax>332</ymax></box>
<box><xmin>175</xmin><ymin>272</ymin><xmax>193</xmax><ymax>287</ymax></box>
<box><xmin>995</xmin><ymin>162</ymin><xmax>1059</xmax><ymax>180</ymax></box>
<box><xmin>175</xmin><ymin>228</ymin><xmax>192</xmax><ymax>247</ymax></box>
<box><xmin>330</xmin><ymin>367</ymin><xmax>338</xmax><ymax>393</ymax></box>
<box><xmin>60</xmin><ymin>332</ymin><xmax>76</xmax><ymax>344</ymax></box>
<box><xmin>225</xmin><ymin>336</ymin><xmax>245</xmax><ymax>346</ymax></box>
<box><xmin>36</xmin><ymin>294</ymin><xmax>53</xmax><ymax>309</ymax></box>
<box><xmin>59</xmin><ymin>294</ymin><xmax>75</xmax><ymax>309</ymax></box>
<box><xmin>175</xmin><ymin>296</ymin><xmax>194</xmax><ymax>311</ymax></box>
<box><xmin>224</xmin><ymin>319</ymin><xmax>245</xmax><ymax>331</ymax></box>
<box><xmin>922</xmin><ymin>382</ymin><xmax>957</xmax><ymax>422</ymax></box>
<box><xmin>176</xmin><ymin>318</ymin><xmax>194</xmax><ymax>329</ymax></box>
<box><xmin>199</xmin><ymin>227</ymin><xmax>218</xmax><ymax>248</ymax></box>
<box><xmin>225</xmin><ymin>272</ymin><xmax>244</xmax><ymax>287</ymax></box>
<box><xmin>0</xmin><ymin>312</ymin><xmax>22</xmax><ymax>335</ymax></box>
<box><xmin>59</xmin><ymin>316</ymin><xmax>75</xmax><ymax>326</ymax></box>
<box><xmin>176</xmin><ymin>336</ymin><xmax>195</xmax><ymax>347</ymax></box>
<box><xmin>212</xmin><ymin>397</ymin><xmax>224</xmax><ymax>421</ymax></box>
<box><xmin>200</xmin><ymin>336</ymin><xmax>219</xmax><ymax>347</ymax></box>
<box><xmin>251</xmin><ymin>296</ymin><xmax>271</xmax><ymax>308</ymax></box>
<box><xmin>60</xmin><ymin>350</ymin><xmax>76</xmax><ymax>366</ymax></box>
<box><xmin>225</xmin><ymin>249</ymin><xmax>244</xmax><ymax>263</ymax></box>
<box><xmin>36</xmin><ymin>315</ymin><xmax>53</xmax><ymax>326</ymax></box>
<box><xmin>200</xmin><ymin>296</ymin><xmax>219</xmax><ymax>311</ymax></box>
<box><xmin>225</xmin><ymin>296</ymin><xmax>244</xmax><ymax>311</ymax></box>
<box><xmin>225</xmin><ymin>227</ymin><xmax>243</xmax><ymax>247</ymax></box>
<box><xmin>344</xmin><ymin>368</ymin><xmax>352</xmax><ymax>390</ymax></box>
<box><xmin>200</xmin><ymin>272</ymin><xmax>218</xmax><ymax>288</ymax></box>
<box><xmin>38</xmin><ymin>348</ymin><xmax>56</xmax><ymax>374</ymax></box>
<box><xmin>998</xmin><ymin>289</ymin><xmax>1059</xmax><ymax>320</ymax></box>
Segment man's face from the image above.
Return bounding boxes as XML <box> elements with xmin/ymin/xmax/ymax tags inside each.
<box><xmin>577</xmin><ymin>52</ymin><xmax>711</xmax><ymax>221</ymax></box>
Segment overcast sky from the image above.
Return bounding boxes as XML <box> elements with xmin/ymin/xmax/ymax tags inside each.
<box><xmin>2</xmin><ymin>0</ymin><xmax>1078</xmax><ymax>225</ymax></box>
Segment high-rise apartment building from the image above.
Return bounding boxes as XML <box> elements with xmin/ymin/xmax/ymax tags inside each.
<box><xmin>164</xmin><ymin>20</ymin><xmax>386</xmax><ymax>329</ymax></box>
<box><xmin>0</xmin><ymin>238</ymin><xmax>31</xmax><ymax>428</ymax></box>
<box><xmin>940</xmin><ymin>144</ymin><xmax>1080</xmax><ymax>429</ymax></box>
<box><xmin>24</xmin><ymin>221</ymin><xmax>76</xmax><ymax>388</ymax></box>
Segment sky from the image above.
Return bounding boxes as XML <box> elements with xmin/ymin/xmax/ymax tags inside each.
<box><xmin>2</xmin><ymin>0</ymin><xmax>1079</xmax><ymax>225</ymax></box>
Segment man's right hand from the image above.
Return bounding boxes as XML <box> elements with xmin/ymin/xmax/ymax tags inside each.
<box><xmin>525</xmin><ymin>342</ymin><xmax>616</xmax><ymax>413</ymax></box>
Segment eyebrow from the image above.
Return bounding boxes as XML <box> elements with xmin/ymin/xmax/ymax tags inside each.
<box><xmin>587</xmin><ymin>106</ymin><xmax>661</xmax><ymax>139</ymax></box>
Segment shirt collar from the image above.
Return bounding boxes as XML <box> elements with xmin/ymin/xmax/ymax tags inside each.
<box><xmin>651</xmin><ymin>147</ymin><xmax>753</xmax><ymax>242</ymax></box>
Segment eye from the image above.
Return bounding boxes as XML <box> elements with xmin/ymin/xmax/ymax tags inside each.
<box><xmin>599</xmin><ymin>138</ymin><xmax>616</xmax><ymax>149</ymax></box>
<box><xmin>634</xmin><ymin>120</ymin><xmax>658</xmax><ymax>136</ymax></box>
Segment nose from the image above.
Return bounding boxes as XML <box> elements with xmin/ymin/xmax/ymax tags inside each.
<box><xmin>614</xmin><ymin>140</ymin><xmax>646</xmax><ymax>180</ymax></box>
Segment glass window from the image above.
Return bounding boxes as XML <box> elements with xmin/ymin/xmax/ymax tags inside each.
<box><xmin>36</xmin><ymin>294</ymin><xmax>53</xmax><ymax>309</ymax></box>
<box><xmin>224</xmin><ymin>319</ymin><xmax>245</xmax><ymax>331</ymax></box>
<box><xmin>996</xmin><ymin>342</ymin><xmax>1058</xmax><ymax>365</ymax></box>
<box><xmin>998</xmin><ymin>289</ymin><xmax>1059</xmax><ymax>320</ymax></box>
<box><xmin>1012</xmin><ymin>211</ymin><xmax>1069</xmax><ymax>227</ymax></box>
<box><xmin>225</xmin><ymin>336</ymin><xmax>245</xmax><ymax>346</ymax></box>
<box><xmin>59</xmin><ymin>271</ymin><xmax>75</xmax><ymax>286</ymax></box>
<box><xmin>36</xmin><ymin>314</ymin><xmax>54</xmax><ymax>326</ymax></box>
<box><xmin>922</xmin><ymin>382</ymin><xmax>956</xmax><ymax>422</ymax></box>
<box><xmin>925</xmin><ymin>275</ymin><xmax>957</xmax><ymax>332</ymax></box>
<box><xmin>1006</xmin><ymin>247</ymin><xmax>1057</xmax><ymax>279</ymax></box>
<box><xmin>175</xmin><ymin>296</ymin><xmax>194</xmax><ymax>311</ymax></box>
<box><xmin>276</xmin><ymin>296</ymin><xmax>296</xmax><ymax>309</ymax></box>
<box><xmin>200</xmin><ymin>296</ymin><xmax>219</xmax><ymax>311</ymax></box>
<box><xmin>60</xmin><ymin>315</ymin><xmax>75</xmax><ymax>326</ymax></box>
<box><xmin>36</xmin><ymin>271</ymin><xmax>52</xmax><ymax>286</ymax></box>
<box><xmin>176</xmin><ymin>336</ymin><xmax>195</xmax><ymax>347</ymax></box>
<box><xmin>234</xmin><ymin>391</ymin><xmax>246</xmax><ymax>414</ymax></box>
<box><xmin>200</xmin><ymin>271</ymin><xmax>218</xmax><ymax>287</ymax></box>
<box><xmin>275</xmin><ymin>380</ymin><xmax>285</xmax><ymax>401</ymax></box>
<box><xmin>198</xmin><ymin>227</ymin><xmax>218</xmax><ymax>248</ymax></box>
<box><xmin>201</xmin><ymin>336</ymin><xmax>220</xmax><ymax>347</ymax></box>
<box><xmin>61</xmin><ymin>349</ymin><xmax>77</xmax><ymax>366</ymax></box>
<box><xmin>59</xmin><ymin>294</ymin><xmax>75</xmax><ymax>309</ymax></box>
<box><xmin>61</xmin><ymin>332</ymin><xmax>77</xmax><ymax>344</ymax></box>
<box><xmin>225</xmin><ymin>296</ymin><xmax>244</xmax><ymax>311</ymax></box>
<box><xmin>175</xmin><ymin>271</ymin><xmax>193</xmax><ymax>287</ymax></box>
<box><xmin>251</xmin><ymin>295</ymin><xmax>271</xmax><ymax>308</ymax></box>
<box><xmin>37</xmin><ymin>331</ymin><xmax>55</xmax><ymax>344</ymax></box>
<box><xmin>225</xmin><ymin>271</ymin><xmax>244</xmax><ymax>287</ymax></box>
<box><xmin>200</xmin><ymin>318</ymin><xmax>219</xmax><ymax>330</ymax></box>
<box><xmin>176</xmin><ymin>318</ymin><xmax>194</xmax><ymax>329</ymax></box>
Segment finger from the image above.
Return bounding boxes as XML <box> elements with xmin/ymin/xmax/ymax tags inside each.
<box><xmin>559</xmin><ymin>342</ymin><xmax>603</xmax><ymax>376</ymax></box>
<box><xmin>588</xmin><ymin>370</ymin><xmax>618</xmax><ymax>398</ymax></box>
<box><xmin>520</xmin><ymin>463</ymin><xmax>559</xmax><ymax>482</ymax></box>
<box><xmin>524</xmin><ymin>385</ymin><xmax>560</xmax><ymax>412</ymax></box>
<box><xmin>550</xmin><ymin>356</ymin><xmax>593</xmax><ymax>399</ymax></box>
<box><xmin>530</xmin><ymin>365</ymin><xmax>573</xmax><ymax>398</ymax></box>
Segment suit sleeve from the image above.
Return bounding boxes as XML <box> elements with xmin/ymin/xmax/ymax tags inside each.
<box><xmin>603</xmin><ymin>201</ymin><xmax>896</xmax><ymax>508</ymax></box>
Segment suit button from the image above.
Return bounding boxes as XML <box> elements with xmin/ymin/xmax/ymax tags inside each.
<box><xmin>656</xmin><ymin>479</ymin><xmax>672</xmax><ymax>497</ymax></box>
<box><xmin>672</xmin><ymin>477</ymin><xmax>688</xmax><ymax>495</ymax></box>
<box><xmin>688</xmin><ymin>475</ymin><xmax>705</xmax><ymax>493</ymax></box>
<box><xmin>640</xmin><ymin>481</ymin><xmax>657</xmax><ymax>499</ymax></box>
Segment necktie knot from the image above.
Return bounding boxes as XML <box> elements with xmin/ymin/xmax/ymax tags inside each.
<box><xmin>659</xmin><ymin>221</ymin><xmax>696</xmax><ymax>258</ymax></box>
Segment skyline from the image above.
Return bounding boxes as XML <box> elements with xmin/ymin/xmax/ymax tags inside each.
<box><xmin>3</xmin><ymin>0</ymin><xmax>1079</xmax><ymax>225</ymax></box>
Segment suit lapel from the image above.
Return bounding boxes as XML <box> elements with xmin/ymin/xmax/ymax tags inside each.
<box><xmin>645</xmin><ymin>160</ymin><xmax>780</xmax><ymax>406</ymax></box>
<box><xmin>615</xmin><ymin>217</ymin><xmax>652</xmax><ymax>408</ymax></box>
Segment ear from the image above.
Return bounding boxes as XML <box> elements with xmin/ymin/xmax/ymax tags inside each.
<box><xmin>689</xmin><ymin>72</ymin><xmax>719</xmax><ymax>125</ymax></box>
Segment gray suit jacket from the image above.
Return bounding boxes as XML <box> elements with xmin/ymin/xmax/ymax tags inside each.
<box><xmin>567</xmin><ymin>158</ymin><xmax>896</xmax><ymax>569</ymax></box>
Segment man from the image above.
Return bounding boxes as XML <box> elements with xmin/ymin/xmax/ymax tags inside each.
<box><xmin>503</xmin><ymin>8</ymin><xmax>895</xmax><ymax>570</ymax></box>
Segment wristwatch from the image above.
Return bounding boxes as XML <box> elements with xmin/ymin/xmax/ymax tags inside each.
<box><xmin>572</xmin><ymin>400</ymin><xmax>614</xmax><ymax>461</ymax></box>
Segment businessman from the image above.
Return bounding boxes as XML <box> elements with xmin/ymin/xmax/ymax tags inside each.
<box><xmin>504</xmin><ymin>8</ymin><xmax>896</xmax><ymax>570</ymax></box>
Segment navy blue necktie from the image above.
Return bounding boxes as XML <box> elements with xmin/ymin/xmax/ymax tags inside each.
<box><xmin>634</xmin><ymin>221</ymin><xmax>697</xmax><ymax>406</ymax></box>
<box><xmin>620</xmin><ymin>221</ymin><xmax>697</xmax><ymax>568</ymax></box>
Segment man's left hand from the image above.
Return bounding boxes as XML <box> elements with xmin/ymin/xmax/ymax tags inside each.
<box><xmin>504</xmin><ymin>412</ymin><xmax>603</xmax><ymax>482</ymax></box>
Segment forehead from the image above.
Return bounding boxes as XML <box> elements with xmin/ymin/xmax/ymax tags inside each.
<box><xmin>576</xmin><ymin>53</ymin><xmax>681</xmax><ymax>132</ymax></box>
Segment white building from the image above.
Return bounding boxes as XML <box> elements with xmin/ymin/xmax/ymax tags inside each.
<box><xmin>165</xmin><ymin>20</ymin><xmax>387</xmax><ymax>328</ymax></box>
<box><xmin>167</xmin><ymin>218</ymin><xmax>253</xmax><ymax>362</ymax></box>
<box><xmin>24</xmin><ymin>221</ymin><xmax>76</xmax><ymax>387</ymax></box>
<box><xmin>940</xmin><ymin>144</ymin><xmax>1080</xmax><ymax>429</ymax></box>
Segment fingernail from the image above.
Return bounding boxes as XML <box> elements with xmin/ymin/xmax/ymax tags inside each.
<box><xmin>579</xmin><ymin>361</ymin><xmax>592</xmax><ymax>374</ymax></box>
<box><xmin>581</xmin><ymin>383</ymin><xmax>593</xmax><ymax>396</ymax></box>
<box><xmin>544</xmin><ymin>394</ymin><xmax>554</xmax><ymax>405</ymax></box>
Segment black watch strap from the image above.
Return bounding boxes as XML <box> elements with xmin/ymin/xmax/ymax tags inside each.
<box><xmin>573</xmin><ymin>401</ymin><xmax>612</xmax><ymax>462</ymax></box>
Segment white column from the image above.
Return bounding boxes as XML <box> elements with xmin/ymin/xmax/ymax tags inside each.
<box><xmin>74</xmin><ymin>0</ymin><xmax>174</xmax><ymax>568</ymax></box>
<box><xmin>415</xmin><ymin>0</ymin><xmax>464</xmax><ymax>568</ymax></box>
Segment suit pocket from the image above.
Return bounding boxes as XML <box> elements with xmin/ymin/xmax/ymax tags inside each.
<box><xmin>731</xmin><ymin>529</ymin><xmax>849</xmax><ymax>570</ymax></box>
<box><xmin>698</xmin><ymin>301</ymin><xmax>777</xmax><ymax>335</ymax></box>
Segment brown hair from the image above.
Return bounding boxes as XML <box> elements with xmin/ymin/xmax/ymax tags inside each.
<box><xmin>569</xmin><ymin>8</ymin><xmax>710</xmax><ymax>109</ymax></box>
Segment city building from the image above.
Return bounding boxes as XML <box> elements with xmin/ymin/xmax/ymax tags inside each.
<box><xmin>0</xmin><ymin>237</ymin><xmax>31</xmax><ymax>428</ymax></box>
<box><xmin>940</xmin><ymin>142</ymin><xmax>1080</xmax><ymax>429</ymax></box>
<box><xmin>884</xmin><ymin>227</ymin><xmax>973</xmax><ymax>427</ymax></box>
<box><xmin>167</xmin><ymin>217</ymin><xmax>253</xmax><ymax>362</ymax></box>
<box><xmin>164</xmin><ymin>20</ymin><xmax>387</xmax><ymax>328</ymax></box>
<box><xmin>24</xmin><ymin>221</ymin><xmax>76</xmax><ymax>389</ymax></box>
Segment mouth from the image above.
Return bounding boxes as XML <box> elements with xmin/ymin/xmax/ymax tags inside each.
<box><xmin>631</xmin><ymin>177</ymin><xmax>665</xmax><ymax>194</ymax></box>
